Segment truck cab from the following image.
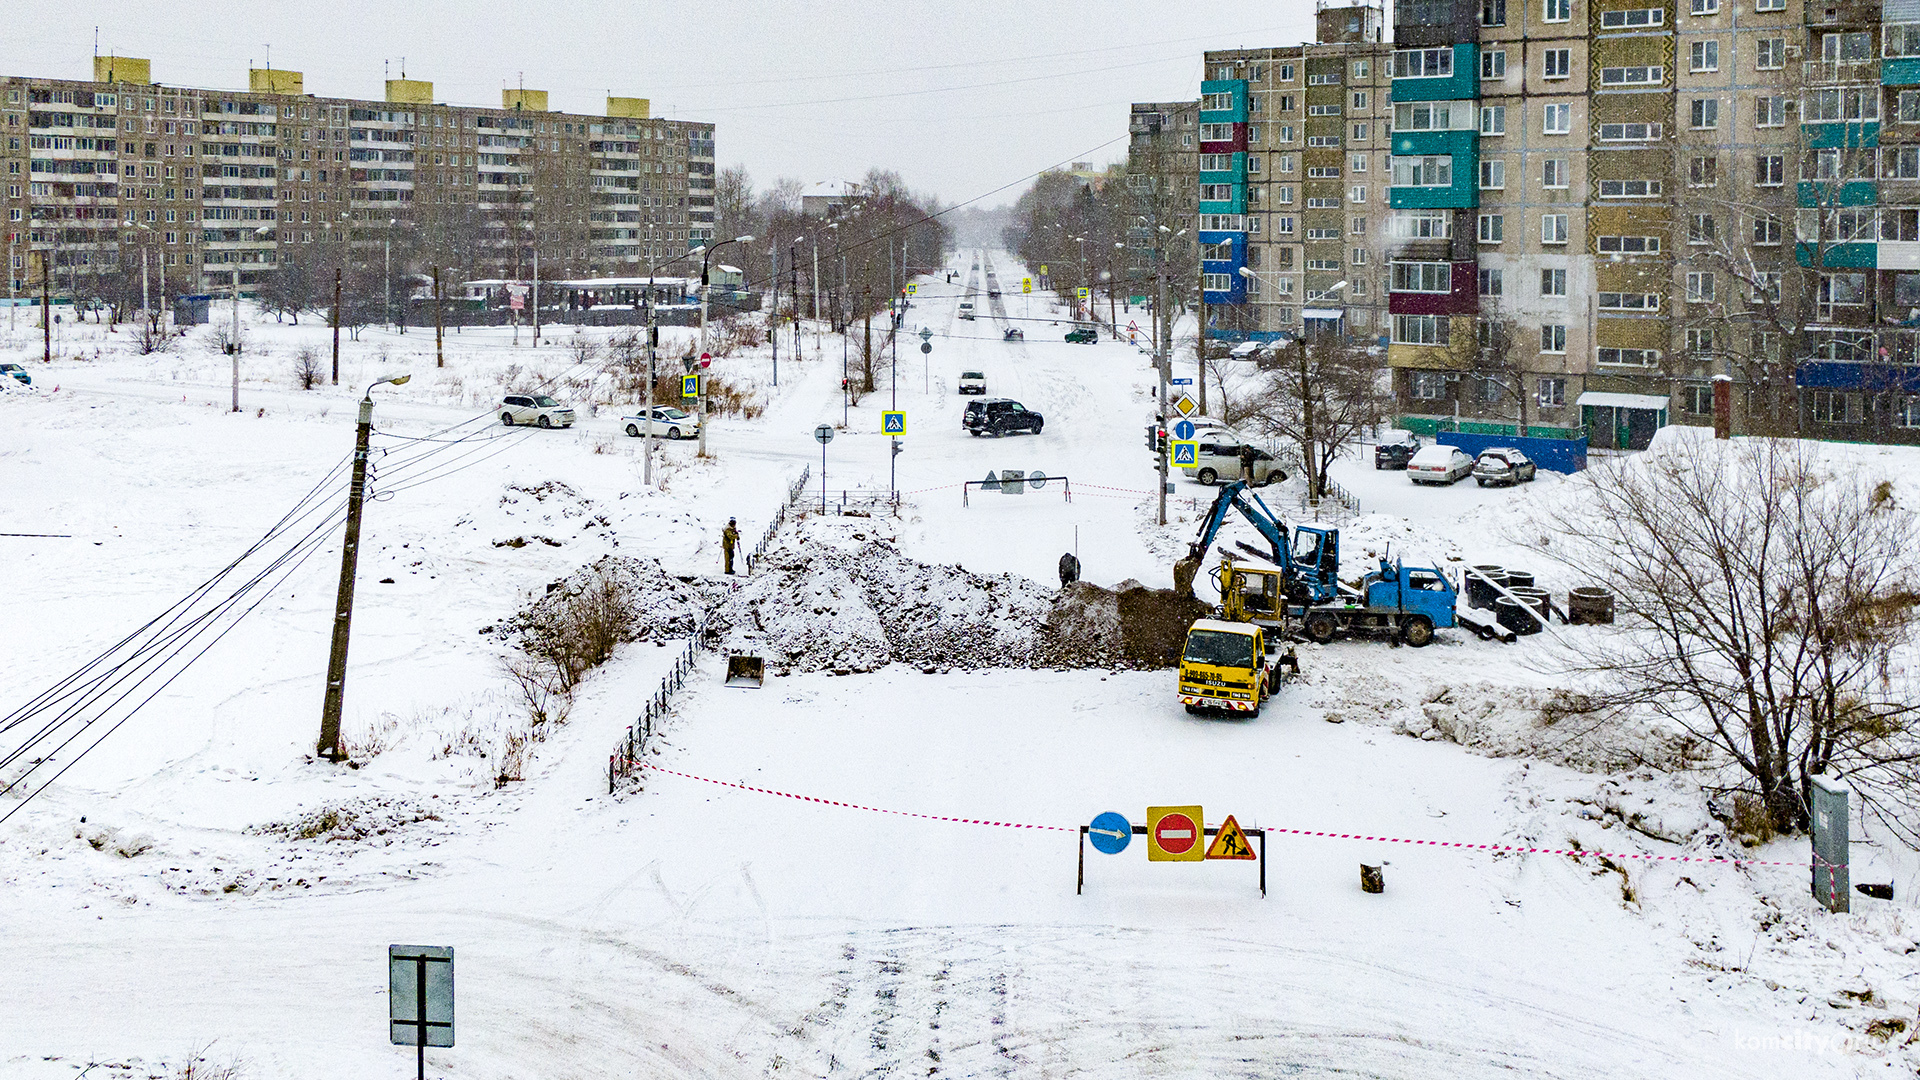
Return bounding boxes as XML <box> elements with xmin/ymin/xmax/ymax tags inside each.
<box><xmin>1179</xmin><ymin>619</ymin><xmax>1284</xmax><ymax>717</ymax></box>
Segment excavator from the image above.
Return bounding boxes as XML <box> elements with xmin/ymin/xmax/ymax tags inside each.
<box><xmin>1173</xmin><ymin>479</ymin><xmax>1340</xmax><ymax>607</ymax></box>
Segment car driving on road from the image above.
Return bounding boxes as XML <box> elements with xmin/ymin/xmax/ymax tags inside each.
<box><xmin>959</xmin><ymin>371</ymin><xmax>987</xmax><ymax>395</ymax></box>
<box><xmin>620</xmin><ymin>406</ymin><xmax>699</xmax><ymax>439</ymax></box>
<box><xmin>1064</xmin><ymin>327</ymin><xmax>1097</xmax><ymax>344</ymax></box>
<box><xmin>962</xmin><ymin>398</ymin><xmax>1044</xmax><ymax>437</ymax></box>
<box><xmin>0</xmin><ymin>363</ymin><xmax>29</xmax><ymax>386</ymax></box>
<box><xmin>500</xmin><ymin>394</ymin><xmax>575</xmax><ymax>428</ymax></box>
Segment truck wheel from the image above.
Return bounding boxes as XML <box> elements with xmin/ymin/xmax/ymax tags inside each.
<box><xmin>1303</xmin><ymin>610</ymin><xmax>1338</xmax><ymax>644</ymax></box>
<box><xmin>1197</xmin><ymin>468</ymin><xmax>1218</xmax><ymax>485</ymax></box>
<box><xmin>1401</xmin><ymin>616</ymin><xmax>1435</xmax><ymax>648</ymax></box>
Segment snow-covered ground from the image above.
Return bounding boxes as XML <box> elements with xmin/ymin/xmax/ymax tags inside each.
<box><xmin>0</xmin><ymin>251</ymin><xmax>1915</xmax><ymax>1078</ymax></box>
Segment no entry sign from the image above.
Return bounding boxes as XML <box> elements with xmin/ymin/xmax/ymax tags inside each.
<box><xmin>1147</xmin><ymin>805</ymin><xmax>1204</xmax><ymax>862</ymax></box>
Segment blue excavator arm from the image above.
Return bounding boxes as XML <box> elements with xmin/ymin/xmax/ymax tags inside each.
<box><xmin>1189</xmin><ymin>480</ymin><xmax>1290</xmax><ymax>565</ymax></box>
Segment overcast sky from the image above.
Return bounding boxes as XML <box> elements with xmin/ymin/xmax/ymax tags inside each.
<box><xmin>3</xmin><ymin>2</ymin><xmax>1317</xmax><ymax>209</ymax></box>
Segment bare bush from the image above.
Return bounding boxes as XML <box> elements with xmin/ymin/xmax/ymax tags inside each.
<box><xmin>171</xmin><ymin>1042</ymin><xmax>246</xmax><ymax>1080</ymax></box>
<box><xmin>135</xmin><ymin>318</ymin><xmax>174</xmax><ymax>356</ymax></box>
<box><xmin>206</xmin><ymin>324</ymin><xmax>242</xmax><ymax>356</ymax></box>
<box><xmin>293</xmin><ymin>347</ymin><xmax>323</xmax><ymax>390</ymax></box>
<box><xmin>569</xmin><ymin>329</ymin><xmax>603</xmax><ymax>367</ymax></box>
<box><xmin>1524</xmin><ymin>436</ymin><xmax>1920</xmax><ymax>840</ymax></box>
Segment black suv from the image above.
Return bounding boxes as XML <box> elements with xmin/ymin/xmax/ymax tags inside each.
<box><xmin>1374</xmin><ymin>433</ymin><xmax>1424</xmax><ymax>470</ymax></box>
<box><xmin>963</xmin><ymin>398</ymin><xmax>1044</xmax><ymax>437</ymax></box>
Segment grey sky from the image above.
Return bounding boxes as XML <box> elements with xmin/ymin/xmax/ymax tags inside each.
<box><xmin>3</xmin><ymin>2</ymin><xmax>1315</xmax><ymax>208</ymax></box>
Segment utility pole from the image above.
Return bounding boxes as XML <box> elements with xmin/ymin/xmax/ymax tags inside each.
<box><xmin>531</xmin><ymin>245</ymin><xmax>540</xmax><ymax>345</ymax></box>
<box><xmin>41</xmin><ymin>251</ymin><xmax>51</xmax><ymax>365</ymax></box>
<box><xmin>331</xmin><ymin>268</ymin><xmax>343</xmax><ymax>384</ymax></box>
<box><xmin>1156</xmin><ymin>246</ymin><xmax>1170</xmax><ymax>527</ymax></box>
<box><xmin>230</xmin><ymin>263</ymin><xmax>242</xmax><ymax>412</ymax></box>
<box><xmin>433</xmin><ymin>267</ymin><xmax>444</xmax><ymax>368</ymax></box>
<box><xmin>642</xmin><ymin>299</ymin><xmax>657</xmax><ymax>486</ymax></box>
<box><xmin>790</xmin><ymin>244</ymin><xmax>800</xmax><ymax>358</ymax></box>
<box><xmin>769</xmin><ymin>242</ymin><xmax>779</xmax><ymax>387</ymax></box>
<box><xmin>316</xmin><ymin>373</ymin><xmax>410</xmax><ymax>762</ymax></box>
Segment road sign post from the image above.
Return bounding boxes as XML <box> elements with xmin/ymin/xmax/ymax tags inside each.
<box><xmin>1077</xmin><ymin>810</ymin><xmax>1267</xmax><ymax>896</ymax></box>
<box><xmin>389</xmin><ymin>945</ymin><xmax>454</xmax><ymax>1080</ymax></box>
<box><xmin>814</xmin><ymin>424</ymin><xmax>834</xmax><ymax>513</ymax></box>
<box><xmin>681</xmin><ymin>373</ymin><xmax>698</xmax><ymax>399</ymax></box>
<box><xmin>882</xmin><ymin>411</ymin><xmax>905</xmax><ymax>435</ymax></box>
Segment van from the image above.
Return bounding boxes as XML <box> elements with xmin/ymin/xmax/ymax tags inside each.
<box><xmin>958</xmin><ymin>301</ymin><xmax>975</xmax><ymax>320</ymax></box>
<box><xmin>1180</xmin><ymin>437</ymin><xmax>1285</xmax><ymax>486</ymax></box>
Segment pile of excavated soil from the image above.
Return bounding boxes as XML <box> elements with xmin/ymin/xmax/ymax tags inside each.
<box><xmin>486</xmin><ymin>554</ymin><xmax>715</xmax><ymax>646</ymax></box>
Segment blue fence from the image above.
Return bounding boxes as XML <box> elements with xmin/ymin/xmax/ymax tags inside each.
<box><xmin>1436</xmin><ymin>430</ymin><xmax>1589</xmax><ymax>474</ymax></box>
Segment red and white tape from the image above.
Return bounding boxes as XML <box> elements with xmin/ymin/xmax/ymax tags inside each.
<box><xmin>628</xmin><ymin>762</ymin><xmax>1810</xmax><ymax>870</ymax></box>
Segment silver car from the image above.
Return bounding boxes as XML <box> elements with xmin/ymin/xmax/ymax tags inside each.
<box><xmin>500</xmin><ymin>394</ymin><xmax>575</xmax><ymax>428</ymax></box>
<box><xmin>1472</xmin><ymin>447</ymin><xmax>1538</xmax><ymax>486</ymax></box>
<box><xmin>621</xmin><ymin>406</ymin><xmax>700</xmax><ymax>440</ymax></box>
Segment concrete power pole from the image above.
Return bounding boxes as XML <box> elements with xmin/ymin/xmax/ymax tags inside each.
<box><xmin>1156</xmin><ymin>250</ymin><xmax>1170</xmax><ymax>527</ymax></box>
<box><xmin>433</xmin><ymin>267</ymin><xmax>444</xmax><ymax>368</ymax></box>
<box><xmin>317</xmin><ymin>374</ymin><xmax>410</xmax><ymax>761</ymax></box>
<box><xmin>331</xmin><ymin>269</ymin><xmax>343</xmax><ymax>384</ymax></box>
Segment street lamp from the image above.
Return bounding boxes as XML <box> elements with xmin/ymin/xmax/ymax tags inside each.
<box><xmin>384</xmin><ymin>216</ymin><xmax>397</xmax><ymax>333</ymax></box>
<box><xmin>316</xmin><ymin>371</ymin><xmax>412</xmax><ymax>763</ymax></box>
<box><xmin>697</xmin><ymin>233</ymin><xmax>754</xmax><ymax>456</ymax></box>
<box><xmin>229</xmin><ymin>223</ymin><xmax>274</xmax><ymax>412</ymax></box>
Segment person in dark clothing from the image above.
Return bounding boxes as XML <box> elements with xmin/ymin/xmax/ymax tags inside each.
<box><xmin>721</xmin><ymin>517</ymin><xmax>740</xmax><ymax>575</ymax></box>
<box><xmin>1238</xmin><ymin>443</ymin><xmax>1257</xmax><ymax>482</ymax></box>
<box><xmin>1058</xmin><ymin>551</ymin><xmax>1081</xmax><ymax>588</ymax></box>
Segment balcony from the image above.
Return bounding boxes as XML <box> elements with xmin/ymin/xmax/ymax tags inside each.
<box><xmin>1801</xmin><ymin>59</ymin><xmax>1879</xmax><ymax>85</ymax></box>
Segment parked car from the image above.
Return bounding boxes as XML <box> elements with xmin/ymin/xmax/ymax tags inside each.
<box><xmin>0</xmin><ymin>363</ymin><xmax>29</xmax><ymax>386</ymax></box>
<box><xmin>963</xmin><ymin>397</ymin><xmax>1044</xmax><ymax>437</ymax></box>
<box><xmin>1472</xmin><ymin>447</ymin><xmax>1538</xmax><ymax>486</ymax></box>
<box><xmin>959</xmin><ymin>370</ymin><xmax>988</xmax><ymax>395</ymax></box>
<box><xmin>1181</xmin><ymin>438</ymin><xmax>1286</xmax><ymax>486</ymax></box>
<box><xmin>620</xmin><ymin>405</ymin><xmax>699</xmax><ymax>439</ymax></box>
<box><xmin>500</xmin><ymin>394</ymin><xmax>575</xmax><ymax>428</ymax></box>
<box><xmin>1406</xmin><ymin>445</ymin><xmax>1475</xmax><ymax>485</ymax></box>
<box><xmin>1064</xmin><ymin>327</ymin><xmax>1098</xmax><ymax>344</ymax></box>
<box><xmin>1373</xmin><ymin>432</ymin><xmax>1424</xmax><ymax>470</ymax></box>
<box><xmin>1227</xmin><ymin>340</ymin><xmax>1268</xmax><ymax>363</ymax></box>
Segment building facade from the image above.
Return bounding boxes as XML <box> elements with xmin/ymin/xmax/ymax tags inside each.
<box><xmin>1125</xmin><ymin>100</ymin><xmax>1200</xmax><ymax>306</ymax></box>
<box><xmin>2</xmin><ymin>56</ymin><xmax>714</xmax><ymax>302</ymax></box>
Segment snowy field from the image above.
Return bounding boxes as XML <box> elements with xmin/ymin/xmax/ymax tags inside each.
<box><xmin>0</xmin><ymin>251</ymin><xmax>1915</xmax><ymax>1078</ymax></box>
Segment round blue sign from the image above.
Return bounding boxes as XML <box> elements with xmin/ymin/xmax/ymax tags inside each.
<box><xmin>1172</xmin><ymin>419</ymin><xmax>1196</xmax><ymax>441</ymax></box>
<box><xmin>1088</xmin><ymin>811</ymin><xmax>1133</xmax><ymax>855</ymax></box>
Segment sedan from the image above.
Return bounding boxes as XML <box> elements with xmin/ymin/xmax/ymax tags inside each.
<box><xmin>621</xmin><ymin>406</ymin><xmax>700</xmax><ymax>439</ymax></box>
<box><xmin>1406</xmin><ymin>445</ymin><xmax>1475</xmax><ymax>485</ymax></box>
<box><xmin>1473</xmin><ymin>448</ymin><xmax>1538</xmax><ymax>486</ymax></box>
<box><xmin>0</xmin><ymin>363</ymin><xmax>29</xmax><ymax>386</ymax></box>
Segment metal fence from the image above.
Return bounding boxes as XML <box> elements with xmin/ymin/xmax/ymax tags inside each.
<box><xmin>608</xmin><ymin>611</ymin><xmax>710</xmax><ymax>794</ymax></box>
<box><xmin>744</xmin><ymin>467</ymin><xmax>811</xmax><ymax>574</ymax></box>
<box><xmin>805</xmin><ymin>488</ymin><xmax>900</xmax><ymax>515</ymax></box>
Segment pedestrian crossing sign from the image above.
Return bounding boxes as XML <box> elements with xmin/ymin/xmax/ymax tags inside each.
<box><xmin>1171</xmin><ymin>440</ymin><xmax>1197</xmax><ymax>467</ymax></box>
<box><xmin>1205</xmin><ymin>815</ymin><xmax>1257</xmax><ymax>860</ymax></box>
<box><xmin>882</xmin><ymin>411</ymin><xmax>905</xmax><ymax>435</ymax></box>
<box><xmin>906</xmin><ymin>284</ymin><xmax>917</xmax><ymax>295</ymax></box>
<box><xmin>681</xmin><ymin>374</ymin><xmax>698</xmax><ymax>399</ymax></box>
<box><xmin>1075</xmin><ymin>287</ymin><xmax>1089</xmax><ymax>300</ymax></box>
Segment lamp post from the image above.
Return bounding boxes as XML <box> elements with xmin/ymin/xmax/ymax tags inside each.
<box><xmin>316</xmin><ymin>372</ymin><xmax>413</xmax><ymax>763</ymax></box>
<box><xmin>230</xmin><ymin>223</ymin><xmax>275</xmax><ymax>412</ymax></box>
<box><xmin>384</xmin><ymin>216</ymin><xmax>396</xmax><ymax>333</ymax></box>
<box><xmin>697</xmin><ymin>233</ymin><xmax>754</xmax><ymax>457</ymax></box>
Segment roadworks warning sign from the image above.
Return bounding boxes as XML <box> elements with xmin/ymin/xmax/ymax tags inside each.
<box><xmin>1204</xmin><ymin>815</ymin><xmax>1256</xmax><ymax>860</ymax></box>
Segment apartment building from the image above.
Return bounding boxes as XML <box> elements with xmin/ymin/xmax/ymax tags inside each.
<box><xmin>1196</xmin><ymin>4</ymin><xmax>1394</xmax><ymax>342</ymax></box>
<box><xmin>1</xmin><ymin>57</ymin><xmax>715</xmax><ymax>300</ymax></box>
<box><xmin>1125</xmin><ymin>100</ymin><xmax>1200</xmax><ymax>303</ymax></box>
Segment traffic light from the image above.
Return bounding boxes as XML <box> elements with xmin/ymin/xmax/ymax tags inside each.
<box><xmin>1145</xmin><ymin>423</ymin><xmax>1158</xmax><ymax>451</ymax></box>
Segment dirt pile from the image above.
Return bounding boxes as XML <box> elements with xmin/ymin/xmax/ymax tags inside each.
<box><xmin>1032</xmin><ymin>580</ymin><xmax>1210</xmax><ymax>668</ymax></box>
<box><xmin>486</xmin><ymin>555</ymin><xmax>713</xmax><ymax>645</ymax></box>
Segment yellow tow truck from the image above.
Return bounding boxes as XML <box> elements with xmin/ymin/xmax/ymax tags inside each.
<box><xmin>1177</xmin><ymin>554</ymin><xmax>1300</xmax><ymax>717</ymax></box>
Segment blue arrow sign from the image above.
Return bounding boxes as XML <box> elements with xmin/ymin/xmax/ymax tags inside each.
<box><xmin>882</xmin><ymin>411</ymin><xmax>906</xmax><ymax>435</ymax></box>
<box><xmin>1172</xmin><ymin>420</ymin><xmax>1196</xmax><ymax>441</ymax></box>
<box><xmin>1170</xmin><ymin>377</ymin><xmax>1194</xmax><ymax>385</ymax></box>
<box><xmin>1088</xmin><ymin>811</ymin><xmax>1132</xmax><ymax>855</ymax></box>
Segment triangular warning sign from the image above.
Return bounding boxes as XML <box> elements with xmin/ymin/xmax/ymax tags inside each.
<box><xmin>982</xmin><ymin>470</ymin><xmax>1000</xmax><ymax>491</ymax></box>
<box><xmin>1205</xmin><ymin>815</ymin><xmax>1256</xmax><ymax>860</ymax></box>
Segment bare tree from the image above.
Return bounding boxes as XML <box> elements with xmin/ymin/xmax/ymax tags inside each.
<box><xmin>1260</xmin><ymin>335</ymin><xmax>1386</xmax><ymax>500</ymax></box>
<box><xmin>1450</xmin><ymin>304</ymin><xmax>1532</xmax><ymax>436</ymax></box>
<box><xmin>1525</xmin><ymin>437</ymin><xmax>1920</xmax><ymax>840</ymax></box>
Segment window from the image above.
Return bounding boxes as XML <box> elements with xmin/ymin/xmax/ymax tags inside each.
<box><xmin>1352</xmin><ymin>214</ymin><xmax>1370</xmax><ymax>234</ymax></box>
<box><xmin>1541</xmin><ymin>268</ymin><xmax>1568</xmax><ymax>297</ymax></box>
<box><xmin>1544</xmin><ymin>50</ymin><xmax>1572</xmax><ymax>79</ymax></box>
<box><xmin>1391</xmin><ymin>261</ymin><xmax>1453</xmax><ymax>292</ymax></box>
<box><xmin>1599</xmin><ymin>292</ymin><xmax>1660</xmax><ymax>311</ymax></box>
<box><xmin>1308</xmin><ymin>105</ymin><xmax>1343</xmax><ymax>117</ymax></box>
<box><xmin>1542</xmin><ymin>213</ymin><xmax>1569</xmax><ymax>243</ymax></box>
<box><xmin>1888</xmin><ymin>24</ymin><xmax>1920</xmax><ymax>57</ymax></box>
<box><xmin>1751</xmin><ymin>153</ymin><xmax>1785</xmax><ymax>186</ymax></box>
<box><xmin>1307</xmin><ymin>166</ymin><xmax>1341</xmax><ymax>178</ymax></box>
<box><xmin>1544</xmin><ymin>0</ymin><xmax>1571</xmax><ymax>21</ymax></box>
<box><xmin>1279</xmin><ymin>154</ymin><xmax>1296</xmax><ymax>173</ymax></box>
<box><xmin>1690</xmin><ymin>41</ymin><xmax>1720</xmax><ymax>71</ymax></box>
<box><xmin>1353</xmin><ymin>123</ymin><xmax>1370</xmax><ymax>140</ymax></box>
<box><xmin>1479</xmin><ymin>213</ymin><xmax>1504</xmax><ymax>242</ymax></box>
<box><xmin>1307</xmin><ymin>135</ymin><xmax>1341</xmax><ymax>147</ymax></box>
<box><xmin>1392</xmin><ymin>155</ymin><xmax>1454</xmax><ymax>186</ymax></box>
<box><xmin>1810</xmin><ymin>390</ymin><xmax>1864</xmax><ymax>424</ymax></box>
<box><xmin>1199</xmin><ymin>122</ymin><xmax>1234</xmax><ymax>142</ymax></box>
<box><xmin>1308</xmin><ymin>73</ymin><xmax>1343</xmax><ymax>86</ymax></box>
<box><xmin>1247</xmin><ymin>155</ymin><xmax>1263</xmax><ymax>175</ymax></box>
<box><xmin>1200</xmin><ymin>183</ymin><xmax>1235</xmax><ymax>201</ymax></box>
<box><xmin>1539</xmin><ymin>377</ymin><xmax>1567</xmax><ymax>407</ymax></box>
<box><xmin>1280</xmin><ymin>64</ymin><xmax>1295</xmax><ymax>82</ymax></box>
<box><xmin>1599</xmin><ymin>178</ymin><xmax>1661</xmax><ymax>197</ymax></box>
<box><xmin>1482</xmin><ymin>50</ymin><xmax>1507</xmax><ymax>80</ymax></box>
<box><xmin>1690</xmin><ymin>0</ymin><xmax>1717</xmax><ymax>13</ymax></box>
<box><xmin>1752</xmin><ymin>272</ymin><xmax>1782</xmax><ymax>303</ymax></box>
<box><xmin>1202</xmin><ymin>91</ymin><xmax>1236</xmax><ymax>111</ymax></box>
<box><xmin>1686</xmin><ymin>271</ymin><xmax>1716</xmax><ymax>302</ymax></box>
<box><xmin>1394</xmin><ymin>314</ymin><xmax>1450</xmax><ymax>344</ymax></box>
<box><xmin>1689</xmin><ymin>213</ymin><xmax>1717</xmax><ymax>243</ymax></box>
<box><xmin>1601</xmin><ymin>7</ymin><xmax>1664</xmax><ymax>26</ymax></box>
<box><xmin>1199</xmin><ymin>153</ymin><xmax>1233</xmax><ymax>171</ymax></box>
<box><xmin>1305</xmin><ymin>258</ymin><xmax>1340</xmax><ymax>270</ymax></box>
<box><xmin>1277</xmin><ymin>95</ymin><xmax>1297</xmax><ymax>113</ymax></box>
<box><xmin>1688</xmin><ymin>156</ymin><xmax>1717</xmax><ymax>186</ymax></box>
<box><xmin>1756</xmin><ymin>39</ymin><xmax>1785</xmax><ymax>71</ymax></box>
<box><xmin>1353</xmin><ymin>60</ymin><xmax>1370</xmax><ymax>78</ymax></box>
<box><xmin>1689</xmin><ymin>99</ymin><xmax>1718</xmax><ymax>129</ymax></box>
<box><xmin>1351</xmin><ymin>247</ymin><xmax>1370</xmax><ymax>265</ymax></box>
<box><xmin>1481</xmin><ymin>105</ymin><xmax>1507</xmax><ymax>135</ymax></box>
<box><xmin>1822</xmin><ymin>31</ymin><xmax>1871</xmax><ymax>61</ymax></box>
<box><xmin>1540</xmin><ymin>324</ymin><xmax>1568</xmax><ymax>352</ymax></box>
<box><xmin>1411</xmin><ymin>370</ymin><xmax>1448</xmax><ymax>399</ymax></box>
<box><xmin>1753</xmin><ymin>214</ymin><xmax>1782</xmax><ymax>244</ymax></box>
<box><xmin>1540</xmin><ymin>103</ymin><xmax>1570</xmax><ymax>135</ymax></box>
<box><xmin>1351</xmin><ymin>154</ymin><xmax>1368</xmax><ymax>173</ymax></box>
<box><xmin>1350</xmin><ymin>185</ymin><xmax>1368</xmax><ymax>202</ymax></box>
<box><xmin>1352</xmin><ymin>91</ymin><xmax>1369</xmax><ymax>109</ymax></box>
<box><xmin>1480</xmin><ymin>159</ymin><xmax>1506</xmax><ymax>189</ymax></box>
<box><xmin>1543</xmin><ymin>158</ymin><xmax>1569</xmax><ymax>187</ymax></box>
<box><xmin>1885</xmin><ymin>146</ymin><xmax>1920</xmax><ymax>179</ymax></box>
<box><xmin>1483</xmin><ymin>0</ymin><xmax>1507</xmax><ymax>24</ymax></box>
<box><xmin>1819</xmin><ymin>272</ymin><xmax>1866</xmax><ymax>305</ymax></box>
<box><xmin>1681</xmin><ymin>384</ymin><xmax>1713</xmax><ymax>415</ymax></box>
<box><xmin>1599</xmin><ymin>122</ymin><xmax>1662</xmax><ymax>141</ymax></box>
<box><xmin>1391</xmin><ymin>209</ymin><xmax>1451</xmax><ymax>238</ymax></box>
<box><xmin>1755</xmin><ymin>97</ymin><xmax>1787</xmax><ymax>128</ymax></box>
<box><xmin>1204</xmin><ymin>272</ymin><xmax>1234</xmax><ymax>292</ymax></box>
<box><xmin>1599</xmin><ymin>347</ymin><xmax>1660</xmax><ymax>365</ymax></box>
<box><xmin>1394</xmin><ymin>102</ymin><xmax>1470</xmax><ymax>130</ymax></box>
<box><xmin>1805</xmin><ymin>88</ymin><xmax>1879</xmax><ymax>122</ymax></box>
<box><xmin>1393</xmin><ymin>49</ymin><xmax>1454</xmax><ymax>78</ymax></box>
<box><xmin>1597</xmin><ymin>235</ymin><xmax>1661</xmax><ymax>254</ymax></box>
<box><xmin>1480</xmin><ymin>267</ymin><xmax>1504</xmax><ymax>295</ymax></box>
<box><xmin>1276</xmin><ymin>215</ymin><xmax>1294</xmax><ymax>234</ymax></box>
<box><xmin>1600</xmin><ymin>66</ymin><xmax>1663</xmax><ymax>85</ymax></box>
<box><xmin>1896</xmin><ymin>396</ymin><xmax>1920</xmax><ymax>428</ymax></box>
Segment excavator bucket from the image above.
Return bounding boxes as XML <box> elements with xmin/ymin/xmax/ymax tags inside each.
<box><xmin>724</xmin><ymin>655</ymin><xmax>765</xmax><ymax>688</ymax></box>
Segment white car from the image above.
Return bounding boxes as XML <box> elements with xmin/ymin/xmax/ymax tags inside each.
<box><xmin>1227</xmin><ymin>340</ymin><xmax>1268</xmax><ymax>362</ymax></box>
<box><xmin>1406</xmin><ymin>445</ymin><xmax>1475</xmax><ymax>485</ymax></box>
<box><xmin>959</xmin><ymin>370</ymin><xmax>987</xmax><ymax>395</ymax></box>
<box><xmin>621</xmin><ymin>406</ymin><xmax>700</xmax><ymax>440</ymax></box>
<box><xmin>1181</xmin><ymin>437</ymin><xmax>1286</xmax><ymax>486</ymax></box>
<box><xmin>500</xmin><ymin>394</ymin><xmax>575</xmax><ymax>428</ymax></box>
